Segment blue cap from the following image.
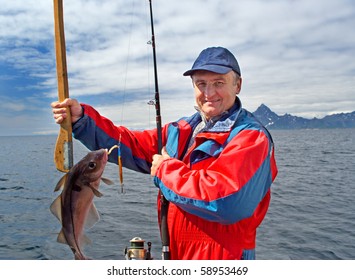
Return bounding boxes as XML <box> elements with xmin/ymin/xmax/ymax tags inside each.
<box><xmin>183</xmin><ymin>47</ymin><xmax>241</xmax><ymax>76</ymax></box>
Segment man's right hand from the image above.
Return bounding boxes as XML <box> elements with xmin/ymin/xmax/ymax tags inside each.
<box><xmin>51</xmin><ymin>98</ymin><xmax>83</xmax><ymax>124</ymax></box>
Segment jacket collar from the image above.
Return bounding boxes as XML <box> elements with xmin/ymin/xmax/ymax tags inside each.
<box><xmin>194</xmin><ymin>97</ymin><xmax>242</xmax><ymax>132</ymax></box>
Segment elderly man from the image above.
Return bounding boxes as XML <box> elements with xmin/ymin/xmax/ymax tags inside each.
<box><xmin>52</xmin><ymin>46</ymin><xmax>278</xmax><ymax>260</ymax></box>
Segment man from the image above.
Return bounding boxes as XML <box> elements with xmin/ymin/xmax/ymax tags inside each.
<box><xmin>52</xmin><ymin>46</ymin><xmax>278</xmax><ymax>260</ymax></box>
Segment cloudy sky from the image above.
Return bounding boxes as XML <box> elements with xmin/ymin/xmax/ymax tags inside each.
<box><xmin>0</xmin><ymin>0</ymin><xmax>354</xmax><ymax>136</ymax></box>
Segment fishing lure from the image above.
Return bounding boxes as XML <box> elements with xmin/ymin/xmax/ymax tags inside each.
<box><xmin>107</xmin><ymin>135</ymin><xmax>124</xmax><ymax>193</ymax></box>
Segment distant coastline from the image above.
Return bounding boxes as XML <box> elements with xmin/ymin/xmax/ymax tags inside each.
<box><xmin>253</xmin><ymin>104</ymin><xmax>355</xmax><ymax>129</ymax></box>
<box><xmin>1</xmin><ymin>106</ymin><xmax>355</xmax><ymax>137</ymax></box>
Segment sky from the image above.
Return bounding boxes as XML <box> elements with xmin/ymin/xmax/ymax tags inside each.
<box><xmin>0</xmin><ymin>0</ymin><xmax>354</xmax><ymax>136</ymax></box>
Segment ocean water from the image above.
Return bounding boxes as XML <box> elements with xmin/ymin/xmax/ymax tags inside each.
<box><xmin>0</xmin><ymin>128</ymin><xmax>354</xmax><ymax>260</ymax></box>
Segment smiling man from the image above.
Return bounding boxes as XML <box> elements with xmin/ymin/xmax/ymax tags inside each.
<box><xmin>186</xmin><ymin>47</ymin><xmax>242</xmax><ymax>120</ymax></box>
<box><xmin>52</xmin><ymin>46</ymin><xmax>278</xmax><ymax>260</ymax></box>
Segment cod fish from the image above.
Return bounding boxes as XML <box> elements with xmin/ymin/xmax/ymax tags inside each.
<box><xmin>50</xmin><ymin>148</ymin><xmax>113</xmax><ymax>260</ymax></box>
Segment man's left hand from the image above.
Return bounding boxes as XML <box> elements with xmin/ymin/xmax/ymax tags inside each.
<box><xmin>151</xmin><ymin>147</ymin><xmax>171</xmax><ymax>176</ymax></box>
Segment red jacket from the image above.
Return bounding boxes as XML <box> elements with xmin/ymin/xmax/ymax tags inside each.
<box><xmin>73</xmin><ymin>98</ymin><xmax>278</xmax><ymax>259</ymax></box>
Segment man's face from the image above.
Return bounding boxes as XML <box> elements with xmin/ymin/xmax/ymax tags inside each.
<box><xmin>192</xmin><ymin>70</ymin><xmax>242</xmax><ymax>120</ymax></box>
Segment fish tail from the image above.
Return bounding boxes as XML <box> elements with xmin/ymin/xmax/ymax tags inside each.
<box><xmin>74</xmin><ymin>251</ymin><xmax>88</xmax><ymax>260</ymax></box>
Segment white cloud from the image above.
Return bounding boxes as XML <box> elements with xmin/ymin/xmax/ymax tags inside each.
<box><xmin>0</xmin><ymin>102</ymin><xmax>25</xmax><ymax>112</ymax></box>
<box><xmin>0</xmin><ymin>0</ymin><xmax>355</xmax><ymax>135</ymax></box>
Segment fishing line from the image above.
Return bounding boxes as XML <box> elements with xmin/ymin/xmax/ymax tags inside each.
<box><xmin>112</xmin><ymin>0</ymin><xmax>137</xmax><ymax>194</ymax></box>
<box><xmin>110</xmin><ymin>1</ymin><xmax>154</xmax><ymax>194</ymax></box>
<box><xmin>120</xmin><ymin>0</ymin><xmax>136</xmax><ymax>126</ymax></box>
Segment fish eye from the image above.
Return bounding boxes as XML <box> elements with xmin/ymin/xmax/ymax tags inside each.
<box><xmin>88</xmin><ymin>162</ymin><xmax>96</xmax><ymax>169</ymax></box>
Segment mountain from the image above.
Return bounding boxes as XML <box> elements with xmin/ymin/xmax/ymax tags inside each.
<box><xmin>252</xmin><ymin>104</ymin><xmax>355</xmax><ymax>129</ymax></box>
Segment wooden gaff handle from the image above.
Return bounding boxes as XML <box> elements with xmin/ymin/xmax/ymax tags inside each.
<box><xmin>53</xmin><ymin>0</ymin><xmax>73</xmax><ymax>172</ymax></box>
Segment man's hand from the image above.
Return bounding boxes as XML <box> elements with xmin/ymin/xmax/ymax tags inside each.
<box><xmin>151</xmin><ymin>147</ymin><xmax>171</xmax><ymax>176</ymax></box>
<box><xmin>51</xmin><ymin>98</ymin><xmax>83</xmax><ymax>124</ymax></box>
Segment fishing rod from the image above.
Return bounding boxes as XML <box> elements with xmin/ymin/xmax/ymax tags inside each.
<box><xmin>148</xmin><ymin>0</ymin><xmax>162</xmax><ymax>151</ymax></box>
<box><xmin>125</xmin><ymin>0</ymin><xmax>169</xmax><ymax>261</ymax></box>
<box><xmin>148</xmin><ymin>0</ymin><xmax>170</xmax><ymax>260</ymax></box>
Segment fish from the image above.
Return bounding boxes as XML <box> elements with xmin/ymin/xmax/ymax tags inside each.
<box><xmin>50</xmin><ymin>148</ymin><xmax>113</xmax><ymax>260</ymax></box>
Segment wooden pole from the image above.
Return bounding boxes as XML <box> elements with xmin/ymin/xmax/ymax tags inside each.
<box><xmin>53</xmin><ymin>0</ymin><xmax>73</xmax><ymax>172</ymax></box>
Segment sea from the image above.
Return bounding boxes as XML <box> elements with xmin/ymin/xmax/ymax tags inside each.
<box><xmin>0</xmin><ymin>128</ymin><xmax>354</xmax><ymax>260</ymax></box>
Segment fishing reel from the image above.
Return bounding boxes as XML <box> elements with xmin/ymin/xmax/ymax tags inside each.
<box><xmin>124</xmin><ymin>237</ymin><xmax>153</xmax><ymax>260</ymax></box>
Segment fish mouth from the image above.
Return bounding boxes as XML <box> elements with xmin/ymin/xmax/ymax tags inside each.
<box><xmin>103</xmin><ymin>149</ymin><xmax>108</xmax><ymax>163</ymax></box>
<box><xmin>97</xmin><ymin>148</ymin><xmax>108</xmax><ymax>163</ymax></box>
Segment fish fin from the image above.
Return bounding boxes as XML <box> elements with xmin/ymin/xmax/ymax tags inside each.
<box><xmin>101</xmin><ymin>177</ymin><xmax>114</xmax><ymax>185</ymax></box>
<box><xmin>54</xmin><ymin>174</ymin><xmax>68</xmax><ymax>192</ymax></box>
<box><xmin>50</xmin><ymin>195</ymin><xmax>62</xmax><ymax>222</ymax></box>
<box><xmin>84</xmin><ymin>203</ymin><xmax>100</xmax><ymax>229</ymax></box>
<box><xmin>79</xmin><ymin>233</ymin><xmax>92</xmax><ymax>247</ymax></box>
<box><xmin>78</xmin><ymin>181</ymin><xmax>103</xmax><ymax>197</ymax></box>
<box><xmin>88</xmin><ymin>185</ymin><xmax>103</xmax><ymax>197</ymax></box>
<box><xmin>57</xmin><ymin>229</ymin><xmax>68</xmax><ymax>244</ymax></box>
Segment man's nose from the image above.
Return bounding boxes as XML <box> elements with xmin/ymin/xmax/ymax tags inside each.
<box><xmin>204</xmin><ymin>84</ymin><xmax>215</xmax><ymax>97</ymax></box>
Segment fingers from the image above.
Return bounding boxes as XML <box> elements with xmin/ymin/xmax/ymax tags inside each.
<box><xmin>161</xmin><ymin>146</ymin><xmax>167</xmax><ymax>156</ymax></box>
<box><xmin>51</xmin><ymin>98</ymin><xmax>83</xmax><ymax>124</ymax></box>
<box><xmin>52</xmin><ymin>99</ymin><xmax>68</xmax><ymax>124</ymax></box>
<box><xmin>51</xmin><ymin>98</ymin><xmax>78</xmax><ymax>109</ymax></box>
<box><xmin>151</xmin><ymin>147</ymin><xmax>171</xmax><ymax>176</ymax></box>
<box><xmin>151</xmin><ymin>154</ymin><xmax>162</xmax><ymax>176</ymax></box>
<box><xmin>161</xmin><ymin>147</ymin><xmax>171</xmax><ymax>160</ymax></box>
<box><xmin>52</xmin><ymin>107</ymin><xmax>67</xmax><ymax>124</ymax></box>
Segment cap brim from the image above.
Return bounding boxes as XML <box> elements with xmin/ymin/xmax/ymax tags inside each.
<box><xmin>183</xmin><ymin>65</ymin><xmax>233</xmax><ymax>76</ymax></box>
